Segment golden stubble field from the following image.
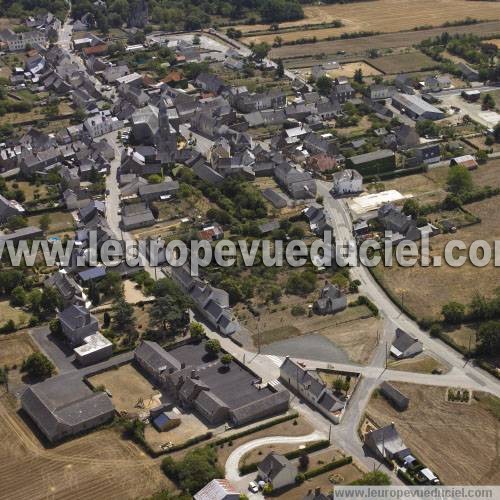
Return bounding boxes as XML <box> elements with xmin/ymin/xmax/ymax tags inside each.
<box><xmin>372</xmin><ymin>162</ymin><xmax>500</xmax><ymax>321</ymax></box>
<box><xmin>0</xmin><ymin>391</ymin><xmax>170</xmax><ymax>500</ymax></box>
<box><xmin>367</xmin><ymin>383</ymin><xmax>500</xmax><ymax>485</ymax></box>
<box><xmin>237</xmin><ymin>0</ymin><xmax>500</xmax><ymax>44</ymax></box>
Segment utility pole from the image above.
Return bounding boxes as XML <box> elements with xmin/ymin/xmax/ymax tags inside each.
<box><xmin>328</xmin><ymin>424</ymin><xmax>332</xmax><ymax>443</ymax></box>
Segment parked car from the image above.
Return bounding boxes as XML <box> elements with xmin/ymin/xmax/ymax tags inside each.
<box><xmin>248</xmin><ymin>481</ymin><xmax>258</xmax><ymax>493</ymax></box>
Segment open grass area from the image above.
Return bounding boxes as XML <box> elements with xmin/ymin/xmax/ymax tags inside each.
<box><xmin>369</xmin><ymin>51</ymin><xmax>437</xmax><ymax>74</ymax></box>
<box><xmin>27</xmin><ymin>210</ymin><xmax>75</xmax><ymax>234</ymax></box>
<box><xmin>367</xmin><ymin>383</ymin><xmax>500</xmax><ymax>485</ymax></box>
<box><xmin>236</xmin><ymin>0</ymin><xmax>500</xmax><ymax>43</ymax></box>
<box><xmin>238</xmin><ymin>294</ymin><xmax>379</xmax><ymax>364</ymax></box>
<box><xmin>88</xmin><ymin>363</ymin><xmax>160</xmax><ymax>415</ymax></box>
<box><xmin>0</xmin><ymin>300</ymin><xmax>30</xmax><ymax>328</ymax></box>
<box><xmin>372</xmin><ymin>194</ymin><xmax>500</xmax><ymax>320</ymax></box>
<box><xmin>0</xmin><ymin>330</ymin><xmax>37</xmax><ymax>368</ymax></box>
<box><xmin>388</xmin><ymin>353</ymin><xmax>449</xmax><ymax>374</ymax></box>
<box><xmin>299</xmin><ymin>61</ymin><xmax>381</xmax><ymax>80</ymax></box>
<box><xmin>6</xmin><ymin>180</ymin><xmax>49</xmax><ymax>202</ymax></box>
<box><xmin>0</xmin><ymin>392</ymin><xmax>171</xmax><ymax>500</ymax></box>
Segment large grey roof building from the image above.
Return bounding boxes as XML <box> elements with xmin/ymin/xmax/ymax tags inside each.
<box><xmin>22</xmin><ymin>376</ymin><xmax>114</xmax><ymax>443</ymax></box>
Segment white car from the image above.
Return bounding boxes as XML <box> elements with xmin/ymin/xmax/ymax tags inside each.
<box><xmin>248</xmin><ymin>481</ymin><xmax>258</xmax><ymax>493</ymax></box>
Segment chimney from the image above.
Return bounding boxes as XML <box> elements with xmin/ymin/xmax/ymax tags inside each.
<box><xmin>181</xmin><ymin>362</ymin><xmax>185</xmax><ymax>369</ymax></box>
<box><xmin>191</xmin><ymin>369</ymin><xmax>197</xmax><ymax>379</ymax></box>
<box><xmin>315</xmin><ymin>487</ymin><xmax>321</xmax><ymax>496</ymax></box>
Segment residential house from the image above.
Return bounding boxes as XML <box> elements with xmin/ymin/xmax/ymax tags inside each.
<box><xmin>364</xmin><ymin>423</ymin><xmax>411</xmax><ymax>462</ymax></box>
<box><xmin>257</xmin><ymin>453</ymin><xmax>297</xmax><ymax>490</ymax></box>
<box><xmin>194</xmin><ymin>479</ymin><xmax>240</xmax><ymax>500</ymax></box>
<box><xmin>121</xmin><ymin>202</ymin><xmax>155</xmax><ymax>231</ymax></box>
<box><xmin>390</xmin><ymin>328</ymin><xmax>423</xmax><ymax>359</ymax></box>
<box><xmin>331</xmin><ymin>169</ymin><xmax>363</xmax><ymax>195</ymax></box>
<box><xmin>198</xmin><ymin>224</ymin><xmax>224</xmax><ymax>241</ymax></box>
<box><xmin>313</xmin><ymin>282</ymin><xmax>347</xmax><ymax>315</ymax></box>
<box><xmin>58</xmin><ymin>304</ymin><xmax>99</xmax><ymax>346</ymax></box>
<box><xmin>195</xmin><ymin>73</ymin><xmax>226</xmax><ymax>94</ymax></box>
<box><xmin>83</xmin><ymin>113</ymin><xmax>123</xmax><ymax>138</ymax></box>
<box><xmin>274</xmin><ymin>162</ymin><xmax>317</xmax><ymax>199</ymax></box>
<box><xmin>280</xmin><ymin>357</ymin><xmax>347</xmax><ymax>424</ymax></box>
<box><xmin>394</xmin><ymin>74</ymin><xmax>415</xmax><ymax>94</ymax></box>
<box><xmin>331</xmin><ymin>83</ymin><xmax>355</xmax><ymax>104</ymax></box>
<box><xmin>369</xmin><ymin>84</ymin><xmax>395</xmax><ymax>101</ymax></box>
<box><xmin>45</xmin><ymin>270</ymin><xmax>87</xmax><ymax>307</ymax></box>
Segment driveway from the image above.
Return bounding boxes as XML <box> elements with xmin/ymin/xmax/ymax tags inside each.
<box><xmin>225</xmin><ymin>431</ymin><xmax>324</xmax><ymax>497</ymax></box>
<box><xmin>30</xmin><ymin>326</ymin><xmax>77</xmax><ymax>374</ymax></box>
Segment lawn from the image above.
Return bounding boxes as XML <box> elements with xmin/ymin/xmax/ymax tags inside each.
<box><xmin>27</xmin><ymin>210</ymin><xmax>75</xmax><ymax>235</ymax></box>
<box><xmin>6</xmin><ymin>180</ymin><xmax>49</xmax><ymax>202</ymax></box>
<box><xmin>0</xmin><ymin>300</ymin><xmax>30</xmax><ymax>328</ymax></box>
<box><xmin>387</xmin><ymin>353</ymin><xmax>449</xmax><ymax>374</ymax></box>
<box><xmin>367</xmin><ymin>383</ymin><xmax>500</xmax><ymax>485</ymax></box>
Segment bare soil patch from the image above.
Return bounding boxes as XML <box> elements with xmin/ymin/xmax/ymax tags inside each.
<box><xmin>366</xmin><ymin>383</ymin><xmax>500</xmax><ymax>485</ymax></box>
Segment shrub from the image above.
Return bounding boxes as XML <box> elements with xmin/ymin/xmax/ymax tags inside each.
<box><xmin>291</xmin><ymin>305</ymin><xmax>306</xmax><ymax>316</ymax></box>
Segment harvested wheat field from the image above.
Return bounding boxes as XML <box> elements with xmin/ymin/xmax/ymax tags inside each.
<box><xmin>367</xmin><ymin>383</ymin><xmax>500</xmax><ymax>485</ymax></box>
<box><xmin>0</xmin><ymin>391</ymin><xmax>170</xmax><ymax>500</ymax></box>
<box><xmin>270</xmin><ymin>20</ymin><xmax>500</xmax><ymax>59</ymax></box>
<box><xmin>372</xmin><ymin>195</ymin><xmax>500</xmax><ymax>321</ymax></box>
<box><xmin>239</xmin><ymin>0</ymin><xmax>500</xmax><ymax>44</ymax></box>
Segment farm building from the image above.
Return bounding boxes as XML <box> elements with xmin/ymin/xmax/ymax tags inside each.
<box><xmin>391</xmin><ymin>93</ymin><xmax>445</xmax><ymax>121</ymax></box>
<box><xmin>450</xmin><ymin>155</ymin><xmax>478</xmax><ymax>171</ymax></box>
<box><xmin>21</xmin><ymin>376</ymin><xmax>114</xmax><ymax>443</ymax></box>
<box><xmin>346</xmin><ymin>149</ymin><xmax>396</xmax><ymax>175</ymax></box>
<box><xmin>379</xmin><ymin>382</ymin><xmax>410</xmax><ymax>411</ymax></box>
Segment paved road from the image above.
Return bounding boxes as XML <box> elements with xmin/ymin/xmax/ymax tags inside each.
<box><xmin>317</xmin><ymin>180</ymin><xmax>500</xmax><ymax>395</ymax></box>
<box><xmin>30</xmin><ymin>326</ymin><xmax>77</xmax><ymax>374</ymax></box>
<box><xmin>225</xmin><ymin>431</ymin><xmax>324</xmax><ymax>497</ymax></box>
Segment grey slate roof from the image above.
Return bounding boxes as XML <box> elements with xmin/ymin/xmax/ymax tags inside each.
<box><xmin>21</xmin><ymin>376</ymin><xmax>114</xmax><ymax>442</ymax></box>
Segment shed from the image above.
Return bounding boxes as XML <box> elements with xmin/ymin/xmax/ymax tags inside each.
<box><xmin>379</xmin><ymin>381</ymin><xmax>409</xmax><ymax>411</ymax></box>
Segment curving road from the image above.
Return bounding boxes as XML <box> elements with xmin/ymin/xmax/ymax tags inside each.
<box><xmin>225</xmin><ymin>431</ymin><xmax>325</xmax><ymax>497</ymax></box>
